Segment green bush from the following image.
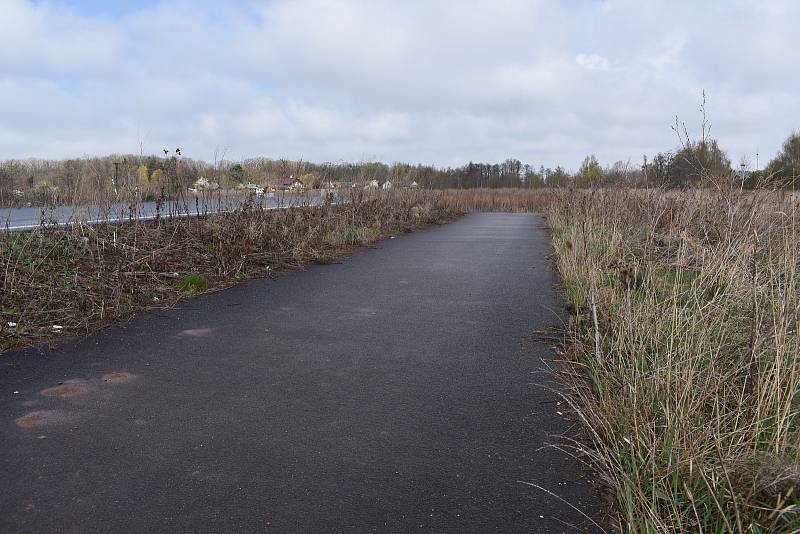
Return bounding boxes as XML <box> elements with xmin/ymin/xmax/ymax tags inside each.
<box><xmin>178</xmin><ymin>275</ymin><xmax>209</xmax><ymax>295</ymax></box>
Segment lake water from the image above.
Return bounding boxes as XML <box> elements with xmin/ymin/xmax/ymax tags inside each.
<box><xmin>1</xmin><ymin>193</ymin><xmax>328</xmax><ymax>231</ymax></box>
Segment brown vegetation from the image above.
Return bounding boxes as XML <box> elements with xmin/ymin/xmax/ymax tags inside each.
<box><xmin>549</xmin><ymin>187</ymin><xmax>800</xmax><ymax>532</ymax></box>
<box><xmin>0</xmin><ymin>189</ymin><xmax>457</xmax><ymax>353</ymax></box>
<box><xmin>442</xmin><ymin>188</ymin><xmax>557</xmax><ymax>212</ymax></box>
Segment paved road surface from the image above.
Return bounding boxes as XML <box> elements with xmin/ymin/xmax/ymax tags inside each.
<box><xmin>0</xmin><ymin>213</ymin><xmax>601</xmax><ymax>533</ymax></box>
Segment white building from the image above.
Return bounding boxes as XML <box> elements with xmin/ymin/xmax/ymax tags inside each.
<box><xmin>191</xmin><ymin>177</ymin><xmax>219</xmax><ymax>191</ymax></box>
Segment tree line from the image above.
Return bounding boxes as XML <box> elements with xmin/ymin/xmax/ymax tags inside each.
<box><xmin>1</xmin><ymin>131</ymin><xmax>798</xmax><ymax>206</ymax></box>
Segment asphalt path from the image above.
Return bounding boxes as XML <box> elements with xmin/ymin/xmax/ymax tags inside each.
<box><xmin>0</xmin><ymin>213</ymin><xmax>602</xmax><ymax>533</ymax></box>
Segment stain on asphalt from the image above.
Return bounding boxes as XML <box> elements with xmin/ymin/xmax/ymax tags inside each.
<box><xmin>15</xmin><ymin>410</ymin><xmax>71</xmax><ymax>429</ymax></box>
<box><xmin>101</xmin><ymin>372</ymin><xmax>136</xmax><ymax>384</ymax></box>
<box><xmin>40</xmin><ymin>380</ymin><xmax>91</xmax><ymax>398</ymax></box>
<box><xmin>178</xmin><ymin>328</ymin><xmax>214</xmax><ymax>337</ymax></box>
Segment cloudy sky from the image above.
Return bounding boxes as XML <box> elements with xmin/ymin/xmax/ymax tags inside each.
<box><xmin>1</xmin><ymin>0</ymin><xmax>797</xmax><ymax>170</ymax></box>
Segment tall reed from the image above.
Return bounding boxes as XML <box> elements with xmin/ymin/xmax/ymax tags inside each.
<box><xmin>442</xmin><ymin>188</ymin><xmax>557</xmax><ymax>212</ymax></box>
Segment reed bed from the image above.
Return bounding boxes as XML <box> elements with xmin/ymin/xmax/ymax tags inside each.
<box><xmin>548</xmin><ymin>188</ymin><xmax>800</xmax><ymax>532</ymax></box>
<box><xmin>0</xmin><ymin>189</ymin><xmax>456</xmax><ymax>353</ymax></box>
<box><xmin>442</xmin><ymin>188</ymin><xmax>557</xmax><ymax>212</ymax></box>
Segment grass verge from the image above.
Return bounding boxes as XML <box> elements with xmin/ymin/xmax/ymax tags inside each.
<box><xmin>1</xmin><ymin>189</ymin><xmax>458</xmax><ymax>354</ymax></box>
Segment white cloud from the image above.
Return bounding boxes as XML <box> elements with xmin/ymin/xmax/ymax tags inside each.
<box><xmin>575</xmin><ymin>54</ymin><xmax>610</xmax><ymax>71</ymax></box>
<box><xmin>0</xmin><ymin>0</ymin><xmax>121</xmax><ymax>76</ymax></box>
<box><xmin>0</xmin><ymin>0</ymin><xmax>797</xmax><ymax>169</ymax></box>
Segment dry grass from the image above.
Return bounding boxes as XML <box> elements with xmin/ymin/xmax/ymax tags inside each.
<box><xmin>548</xmin><ymin>187</ymin><xmax>800</xmax><ymax>532</ymax></box>
<box><xmin>0</xmin><ymin>189</ymin><xmax>458</xmax><ymax>353</ymax></box>
<box><xmin>442</xmin><ymin>188</ymin><xmax>557</xmax><ymax>212</ymax></box>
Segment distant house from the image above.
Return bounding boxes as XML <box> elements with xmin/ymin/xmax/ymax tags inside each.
<box><xmin>381</xmin><ymin>180</ymin><xmax>393</xmax><ymax>190</ymax></box>
<box><xmin>364</xmin><ymin>179</ymin><xmax>379</xmax><ymax>189</ymax></box>
<box><xmin>279</xmin><ymin>176</ymin><xmax>304</xmax><ymax>190</ymax></box>
<box><xmin>190</xmin><ymin>176</ymin><xmax>219</xmax><ymax>192</ymax></box>
<box><xmin>409</xmin><ymin>181</ymin><xmax>418</xmax><ymax>188</ymax></box>
<box><xmin>239</xmin><ymin>182</ymin><xmax>265</xmax><ymax>196</ymax></box>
